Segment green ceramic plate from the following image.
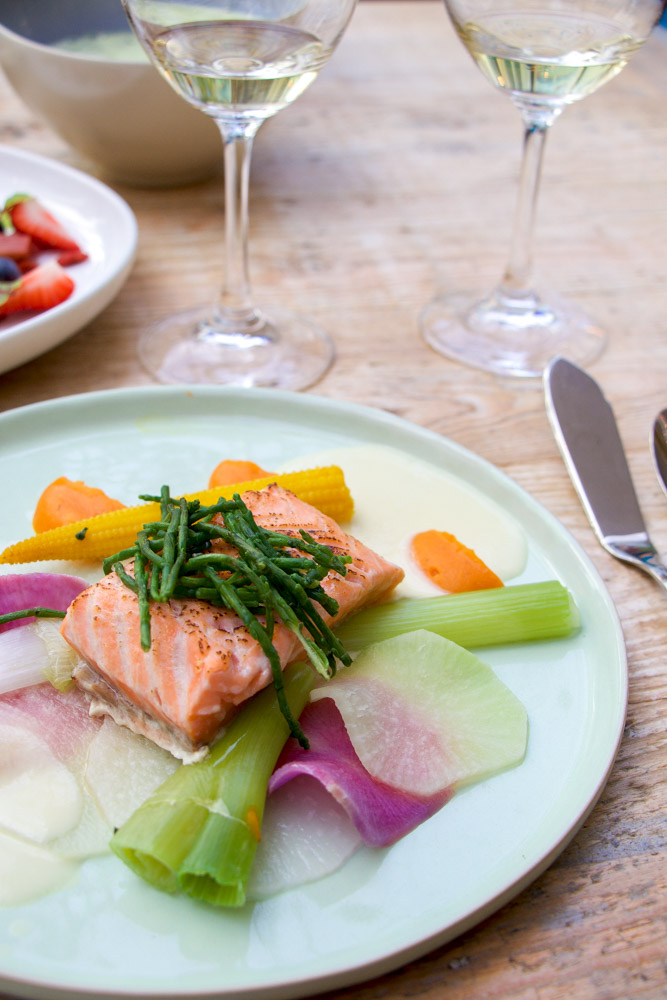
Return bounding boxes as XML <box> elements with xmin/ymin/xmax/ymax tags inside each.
<box><xmin>0</xmin><ymin>386</ymin><xmax>626</xmax><ymax>1000</ymax></box>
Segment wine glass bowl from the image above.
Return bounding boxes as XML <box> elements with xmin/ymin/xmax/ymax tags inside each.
<box><xmin>420</xmin><ymin>0</ymin><xmax>664</xmax><ymax>378</ymax></box>
<box><xmin>121</xmin><ymin>0</ymin><xmax>357</xmax><ymax>389</ymax></box>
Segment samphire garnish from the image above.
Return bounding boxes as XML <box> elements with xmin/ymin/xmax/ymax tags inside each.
<box><xmin>102</xmin><ymin>487</ymin><xmax>353</xmax><ymax>749</ymax></box>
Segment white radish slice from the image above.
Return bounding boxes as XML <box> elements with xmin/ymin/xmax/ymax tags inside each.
<box><xmin>248</xmin><ymin>775</ymin><xmax>362</xmax><ymax>900</ymax></box>
<box><xmin>0</xmin><ymin>724</ymin><xmax>82</xmax><ymax>843</ymax></box>
<box><xmin>0</xmin><ymin>830</ymin><xmax>78</xmax><ymax>907</ymax></box>
<box><xmin>48</xmin><ymin>794</ymin><xmax>113</xmax><ymax>860</ymax></box>
<box><xmin>310</xmin><ymin>630</ymin><xmax>527</xmax><ymax>796</ymax></box>
<box><xmin>84</xmin><ymin>717</ymin><xmax>180</xmax><ymax>828</ymax></box>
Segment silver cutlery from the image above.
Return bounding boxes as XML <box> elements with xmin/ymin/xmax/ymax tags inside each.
<box><xmin>652</xmin><ymin>409</ymin><xmax>667</xmax><ymax>499</ymax></box>
<box><xmin>544</xmin><ymin>357</ymin><xmax>667</xmax><ymax>594</ymax></box>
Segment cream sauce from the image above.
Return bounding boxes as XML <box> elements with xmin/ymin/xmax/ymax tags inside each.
<box><xmin>281</xmin><ymin>444</ymin><xmax>527</xmax><ymax>598</ymax></box>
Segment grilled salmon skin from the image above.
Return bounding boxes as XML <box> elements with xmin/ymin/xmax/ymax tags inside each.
<box><xmin>61</xmin><ymin>485</ymin><xmax>404</xmax><ymax>760</ymax></box>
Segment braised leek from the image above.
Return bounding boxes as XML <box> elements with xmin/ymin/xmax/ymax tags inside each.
<box><xmin>110</xmin><ymin>663</ymin><xmax>315</xmax><ymax>907</ymax></box>
<box><xmin>334</xmin><ymin>581</ymin><xmax>579</xmax><ymax>650</ymax></box>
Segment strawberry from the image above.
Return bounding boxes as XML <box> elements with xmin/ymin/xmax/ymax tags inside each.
<box><xmin>0</xmin><ymin>232</ymin><xmax>35</xmax><ymax>259</ymax></box>
<box><xmin>6</xmin><ymin>194</ymin><xmax>81</xmax><ymax>252</ymax></box>
<box><xmin>0</xmin><ymin>260</ymin><xmax>74</xmax><ymax>316</ymax></box>
<box><xmin>57</xmin><ymin>248</ymin><xmax>89</xmax><ymax>267</ymax></box>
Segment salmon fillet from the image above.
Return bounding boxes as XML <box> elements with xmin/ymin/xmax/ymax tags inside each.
<box><xmin>61</xmin><ymin>485</ymin><xmax>403</xmax><ymax>760</ymax></box>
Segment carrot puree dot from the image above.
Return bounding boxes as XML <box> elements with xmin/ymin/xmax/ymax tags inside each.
<box><xmin>32</xmin><ymin>477</ymin><xmax>125</xmax><ymax>533</ymax></box>
<box><xmin>208</xmin><ymin>460</ymin><xmax>272</xmax><ymax>489</ymax></box>
<box><xmin>410</xmin><ymin>529</ymin><xmax>503</xmax><ymax>593</ymax></box>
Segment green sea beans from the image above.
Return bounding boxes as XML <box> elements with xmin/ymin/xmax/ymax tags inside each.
<box><xmin>103</xmin><ymin>488</ymin><xmax>353</xmax><ymax>748</ymax></box>
<box><xmin>0</xmin><ymin>607</ymin><xmax>66</xmax><ymax>627</ymax></box>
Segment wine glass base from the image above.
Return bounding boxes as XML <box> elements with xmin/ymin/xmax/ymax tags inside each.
<box><xmin>138</xmin><ymin>306</ymin><xmax>334</xmax><ymax>390</ymax></box>
<box><xmin>420</xmin><ymin>289</ymin><xmax>607</xmax><ymax>379</ymax></box>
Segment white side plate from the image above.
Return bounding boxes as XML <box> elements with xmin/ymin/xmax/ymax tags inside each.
<box><xmin>0</xmin><ymin>146</ymin><xmax>137</xmax><ymax>375</ymax></box>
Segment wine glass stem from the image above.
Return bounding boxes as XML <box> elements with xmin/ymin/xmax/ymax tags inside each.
<box><xmin>499</xmin><ymin>121</ymin><xmax>549</xmax><ymax>303</ymax></box>
<box><xmin>214</xmin><ymin>119</ymin><xmax>263</xmax><ymax>333</ymax></box>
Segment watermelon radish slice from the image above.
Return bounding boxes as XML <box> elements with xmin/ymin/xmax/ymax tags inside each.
<box><xmin>0</xmin><ymin>683</ymin><xmax>110</xmax><ymax>858</ymax></box>
<box><xmin>249</xmin><ymin>631</ymin><xmax>528</xmax><ymax>895</ymax></box>
<box><xmin>310</xmin><ymin>630</ymin><xmax>528</xmax><ymax>797</ymax></box>
<box><xmin>269</xmin><ymin>699</ymin><xmax>452</xmax><ymax>847</ymax></box>
<box><xmin>0</xmin><ymin>572</ymin><xmax>88</xmax><ymax>633</ymax></box>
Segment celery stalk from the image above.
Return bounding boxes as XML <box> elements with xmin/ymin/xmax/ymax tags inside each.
<box><xmin>334</xmin><ymin>581</ymin><xmax>580</xmax><ymax>651</ymax></box>
<box><xmin>110</xmin><ymin>663</ymin><xmax>315</xmax><ymax>907</ymax></box>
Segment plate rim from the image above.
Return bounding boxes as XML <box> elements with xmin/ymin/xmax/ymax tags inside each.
<box><xmin>0</xmin><ymin>384</ymin><xmax>628</xmax><ymax>1000</ymax></box>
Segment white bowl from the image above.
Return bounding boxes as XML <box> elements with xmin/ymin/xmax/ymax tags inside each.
<box><xmin>0</xmin><ymin>3</ymin><xmax>222</xmax><ymax>187</ymax></box>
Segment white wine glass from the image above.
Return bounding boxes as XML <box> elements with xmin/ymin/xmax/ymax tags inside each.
<box><xmin>121</xmin><ymin>0</ymin><xmax>357</xmax><ymax>389</ymax></box>
<box><xmin>420</xmin><ymin>0</ymin><xmax>664</xmax><ymax>378</ymax></box>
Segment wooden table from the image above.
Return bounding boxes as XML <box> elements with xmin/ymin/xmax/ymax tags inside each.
<box><xmin>1</xmin><ymin>3</ymin><xmax>666</xmax><ymax>998</ymax></box>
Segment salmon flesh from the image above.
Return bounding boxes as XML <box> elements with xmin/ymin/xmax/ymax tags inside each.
<box><xmin>61</xmin><ymin>485</ymin><xmax>404</xmax><ymax>760</ymax></box>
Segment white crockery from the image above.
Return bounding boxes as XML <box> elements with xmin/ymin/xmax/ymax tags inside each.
<box><xmin>0</xmin><ymin>387</ymin><xmax>626</xmax><ymax>1000</ymax></box>
<box><xmin>0</xmin><ymin>7</ymin><xmax>221</xmax><ymax>187</ymax></box>
<box><xmin>0</xmin><ymin>147</ymin><xmax>138</xmax><ymax>374</ymax></box>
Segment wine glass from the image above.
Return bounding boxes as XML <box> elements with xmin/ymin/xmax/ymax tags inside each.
<box><xmin>420</xmin><ymin>0</ymin><xmax>664</xmax><ymax>378</ymax></box>
<box><xmin>121</xmin><ymin>0</ymin><xmax>357</xmax><ymax>390</ymax></box>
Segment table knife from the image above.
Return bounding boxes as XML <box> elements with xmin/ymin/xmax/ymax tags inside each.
<box><xmin>544</xmin><ymin>357</ymin><xmax>667</xmax><ymax>594</ymax></box>
<box><xmin>652</xmin><ymin>408</ymin><xmax>667</xmax><ymax>499</ymax></box>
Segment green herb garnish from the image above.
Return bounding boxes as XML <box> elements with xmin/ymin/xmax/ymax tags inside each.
<box><xmin>0</xmin><ymin>607</ymin><xmax>67</xmax><ymax>627</ymax></box>
<box><xmin>103</xmin><ymin>488</ymin><xmax>353</xmax><ymax>748</ymax></box>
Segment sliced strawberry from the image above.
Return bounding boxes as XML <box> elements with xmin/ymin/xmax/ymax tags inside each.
<box><xmin>7</xmin><ymin>194</ymin><xmax>81</xmax><ymax>252</ymax></box>
<box><xmin>57</xmin><ymin>248</ymin><xmax>89</xmax><ymax>267</ymax></box>
<box><xmin>0</xmin><ymin>232</ymin><xmax>35</xmax><ymax>259</ymax></box>
<box><xmin>18</xmin><ymin>259</ymin><xmax>39</xmax><ymax>274</ymax></box>
<box><xmin>0</xmin><ymin>260</ymin><xmax>74</xmax><ymax>316</ymax></box>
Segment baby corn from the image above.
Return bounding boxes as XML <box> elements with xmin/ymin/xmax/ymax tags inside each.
<box><xmin>0</xmin><ymin>466</ymin><xmax>354</xmax><ymax>565</ymax></box>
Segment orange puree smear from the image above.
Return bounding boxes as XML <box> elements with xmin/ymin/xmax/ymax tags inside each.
<box><xmin>411</xmin><ymin>529</ymin><xmax>504</xmax><ymax>593</ymax></box>
<box><xmin>208</xmin><ymin>460</ymin><xmax>272</xmax><ymax>489</ymax></box>
<box><xmin>33</xmin><ymin>477</ymin><xmax>126</xmax><ymax>533</ymax></box>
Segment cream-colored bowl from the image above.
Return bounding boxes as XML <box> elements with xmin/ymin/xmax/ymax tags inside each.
<box><xmin>0</xmin><ymin>6</ymin><xmax>222</xmax><ymax>187</ymax></box>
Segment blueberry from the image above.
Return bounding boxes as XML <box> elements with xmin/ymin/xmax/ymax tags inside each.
<box><xmin>0</xmin><ymin>257</ymin><xmax>21</xmax><ymax>281</ymax></box>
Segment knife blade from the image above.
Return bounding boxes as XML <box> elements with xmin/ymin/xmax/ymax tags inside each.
<box><xmin>544</xmin><ymin>357</ymin><xmax>667</xmax><ymax>593</ymax></box>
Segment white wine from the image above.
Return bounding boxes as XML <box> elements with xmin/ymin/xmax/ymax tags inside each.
<box><xmin>457</xmin><ymin>12</ymin><xmax>645</xmax><ymax>107</ymax></box>
<box><xmin>118</xmin><ymin>0</ymin><xmax>355</xmax><ymax>391</ymax></box>
<box><xmin>139</xmin><ymin>20</ymin><xmax>327</xmax><ymax>119</ymax></box>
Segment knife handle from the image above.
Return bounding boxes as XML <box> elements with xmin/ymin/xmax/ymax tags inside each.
<box><xmin>603</xmin><ymin>535</ymin><xmax>667</xmax><ymax>594</ymax></box>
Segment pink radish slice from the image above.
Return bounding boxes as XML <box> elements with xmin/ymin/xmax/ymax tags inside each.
<box><xmin>269</xmin><ymin>699</ymin><xmax>452</xmax><ymax>848</ymax></box>
<box><xmin>0</xmin><ymin>683</ymin><xmax>101</xmax><ymax>763</ymax></box>
<box><xmin>310</xmin><ymin>630</ymin><xmax>528</xmax><ymax>796</ymax></box>
<box><xmin>0</xmin><ymin>684</ymin><xmax>110</xmax><ymax>859</ymax></box>
<box><xmin>0</xmin><ymin>573</ymin><xmax>88</xmax><ymax>633</ymax></box>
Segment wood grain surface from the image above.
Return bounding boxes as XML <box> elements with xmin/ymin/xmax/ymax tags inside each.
<box><xmin>0</xmin><ymin>3</ymin><xmax>666</xmax><ymax>998</ymax></box>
